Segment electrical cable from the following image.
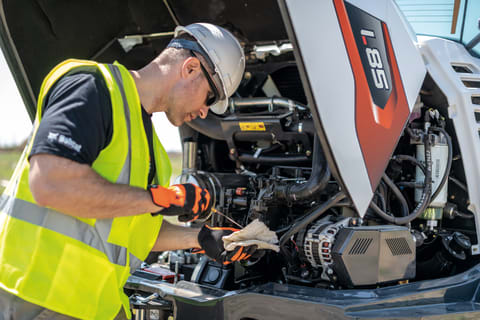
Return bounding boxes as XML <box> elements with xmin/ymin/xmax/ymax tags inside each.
<box><xmin>370</xmin><ymin>131</ymin><xmax>433</xmax><ymax>225</ymax></box>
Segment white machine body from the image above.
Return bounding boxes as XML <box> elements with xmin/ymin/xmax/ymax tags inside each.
<box><xmin>283</xmin><ymin>0</ymin><xmax>426</xmax><ymax>216</ymax></box>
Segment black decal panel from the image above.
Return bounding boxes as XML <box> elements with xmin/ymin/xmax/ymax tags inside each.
<box><xmin>345</xmin><ymin>3</ymin><xmax>392</xmax><ymax>110</ymax></box>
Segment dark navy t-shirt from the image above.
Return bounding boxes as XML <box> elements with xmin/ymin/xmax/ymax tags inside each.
<box><xmin>30</xmin><ymin>70</ymin><xmax>156</xmax><ymax>183</ymax></box>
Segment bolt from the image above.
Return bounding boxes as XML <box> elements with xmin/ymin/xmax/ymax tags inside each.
<box><xmin>230</xmin><ymin>148</ymin><xmax>236</xmax><ymax>155</ymax></box>
<box><xmin>327</xmin><ymin>268</ymin><xmax>334</xmax><ymax>275</ymax></box>
<box><xmin>306</xmin><ymin>150</ymin><xmax>312</xmax><ymax>157</ymax></box>
<box><xmin>301</xmin><ymin>269</ymin><xmax>310</xmax><ymax>278</ymax></box>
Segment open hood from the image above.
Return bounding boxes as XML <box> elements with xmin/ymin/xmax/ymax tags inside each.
<box><xmin>0</xmin><ymin>0</ymin><xmax>426</xmax><ymax>216</ymax></box>
<box><xmin>0</xmin><ymin>0</ymin><xmax>288</xmax><ymax>119</ymax></box>
<box><xmin>279</xmin><ymin>0</ymin><xmax>426</xmax><ymax>215</ymax></box>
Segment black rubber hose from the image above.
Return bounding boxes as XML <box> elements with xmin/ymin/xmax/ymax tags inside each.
<box><xmin>429</xmin><ymin>127</ymin><xmax>452</xmax><ymax>201</ymax></box>
<box><xmin>374</xmin><ymin>192</ymin><xmax>386</xmax><ymax>211</ymax></box>
<box><xmin>286</xmin><ymin>138</ymin><xmax>331</xmax><ymax>201</ymax></box>
<box><xmin>279</xmin><ymin>191</ymin><xmax>346</xmax><ymax>256</ymax></box>
<box><xmin>238</xmin><ymin>154</ymin><xmax>311</xmax><ymax>165</ymax></box>
<box><xmin>382</xmin><ymin>174</ymin><xmax>409</xmax><ymax>217</ymax></box>
<box><xmin>370</xmin><ymin>132</ymin><xmax>433</xmax><ymax>225</ymax></box>
<box><xmin>274</xmin><ymin>136</ymin><xmax>331</xmax><ymax>201</ymax></box>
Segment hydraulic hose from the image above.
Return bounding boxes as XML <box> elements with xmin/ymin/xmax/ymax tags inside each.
<box><xmin>371</xmin><ymin>131</ymin><xmax>433</xmax><ymax>225</ymax></box>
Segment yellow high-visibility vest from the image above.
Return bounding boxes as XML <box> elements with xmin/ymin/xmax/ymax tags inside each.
<box><xmin>0</xmin><ymin>59</ymin><xmax>171</xmax><ymax>319</ymax></box>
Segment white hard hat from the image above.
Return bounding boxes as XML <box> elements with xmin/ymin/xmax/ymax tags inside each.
<box><xmin>171</xmin><ymin>23</ymin><xmax>245</xmax><ymax>114</ymax></box>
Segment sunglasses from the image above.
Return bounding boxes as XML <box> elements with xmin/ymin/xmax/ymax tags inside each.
<box><xmin>191</xmin><ymin>51</ymin><xmax>219</xmax><ymax>107</ymax></box>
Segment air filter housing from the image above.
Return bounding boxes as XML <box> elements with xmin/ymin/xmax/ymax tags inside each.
<box><xmin>331</xmin><ymin>226</ymin><xmax>415</xmax><ymax>287</ymax></box>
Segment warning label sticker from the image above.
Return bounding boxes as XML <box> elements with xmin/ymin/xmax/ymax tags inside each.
<box><xmin>239</xmin><ymin>122</ymin><xmax>266</xmax><ymax>131</ymax></box>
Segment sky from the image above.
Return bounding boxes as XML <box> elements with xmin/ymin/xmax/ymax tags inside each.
<box><xmin>0</xmin><ymin>52</ymin><xmax>181</xmax><ymax>151</ymax></box>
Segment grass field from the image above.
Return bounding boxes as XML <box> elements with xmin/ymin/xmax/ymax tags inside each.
<box><xmin>0</xmin><ymin>149</ymin><xmax>22</xmax><ymax>193</ymax></box>
<box><xmin>0</xmin><ymin>149</ymin><xmax>183</xmax><ymax>194</ymax></box>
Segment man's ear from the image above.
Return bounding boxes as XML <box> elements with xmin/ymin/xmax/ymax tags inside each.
<box><xmin>181</xmin><ymin>56</ymin><xmax>201</xmax><ymax>79</ymax></box>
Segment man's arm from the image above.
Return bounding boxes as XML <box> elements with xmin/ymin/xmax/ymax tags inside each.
<box><xmin>151</xmin><ymin>220</ymin><xmax>200</xmax><ymax>251</ymax></box>
<box><xmin>29</xmin><ymin>153</ymin><xmax>160</xmax><ymax>219</ymax></box>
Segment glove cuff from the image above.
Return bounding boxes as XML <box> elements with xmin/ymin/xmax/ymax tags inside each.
<box><xmin>148</xmin><ymin>185</ymin><xmax>177</xmax><ymax>209</ymax></box>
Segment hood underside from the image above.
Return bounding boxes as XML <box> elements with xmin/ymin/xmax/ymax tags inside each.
<box><xmin>0</xmin><ymin>0</ymin><xmax>287</xmax><ymax>118</ymax></box>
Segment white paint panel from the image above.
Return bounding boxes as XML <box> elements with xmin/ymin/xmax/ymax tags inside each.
<box><xmin>418</xmin><ymin>36</ymin><xmax>480</xmax><ymax>249</ymax></box>
<box><xmin>285</xmin><ymin>0</ymin><xmax>373</xmax><ymax>216</ymax></box>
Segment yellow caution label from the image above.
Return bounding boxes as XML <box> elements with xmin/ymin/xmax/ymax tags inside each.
<box><xmin>239</xmin><ymin>122</ymin><xmax>266</xmax><ymax>131</ymax></box>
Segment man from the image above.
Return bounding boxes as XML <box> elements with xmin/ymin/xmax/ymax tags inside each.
<box><xmin>0</xmin><ymin>23</ymin><xmax>250</xmax><ymax>319</ymax></box>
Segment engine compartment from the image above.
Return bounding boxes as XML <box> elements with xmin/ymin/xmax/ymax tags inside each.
<box><xmin>140</xmin><ymin>49</ymin><xmax>479</xmax><ymax>294</ymax></box>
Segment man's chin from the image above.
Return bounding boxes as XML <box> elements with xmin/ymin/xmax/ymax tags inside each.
<box><xmin>165</xmin><ymin>113</ymin><xmax>183</xmax><ymax>127</ymax></box>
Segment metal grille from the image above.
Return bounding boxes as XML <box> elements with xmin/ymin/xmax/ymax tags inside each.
<box><xmin>472</xmin><ymin>96</ymin><xmax>480</xmax><ymax>105</ymax></box>
<box><xmin>385</xmin><ymin>237</ymin><xmax>412</xmax><ymax>256</ymax></box>
<box><xmin>348</xmin><ymin>238</ymin><xmax>373</xmax><ymax>255</ymax></box>
<box><xmin>462</xmin><ymin>80</ymin><xmax>480</xmax><ymax>88</ymax></box>
<box><xmin>452</xmin><ymin>65</ymin><xmax>473</xmax><ymax>73</ymax></box>
<box><xmin>475</xmin><ymin>112</ymin><xmax>480</xmax><ymax>123</ymax></box>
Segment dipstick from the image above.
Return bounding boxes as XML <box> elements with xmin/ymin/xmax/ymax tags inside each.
<box><xmin>211</xmin><ymin>208</ymin><xmax>244</xmax><ymax>229</ymax></box>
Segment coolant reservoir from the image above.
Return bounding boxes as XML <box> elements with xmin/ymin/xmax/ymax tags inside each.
<box><xmin>415</xmin><ymin>135</ymin><xmax>448</xmax><ymax>210</ymax></box>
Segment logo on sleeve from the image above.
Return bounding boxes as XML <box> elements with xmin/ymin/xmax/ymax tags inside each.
<box><xmin>47</xmin><ymin>131</ymin><xmax>82</xmax><ymax>153</ymax></box>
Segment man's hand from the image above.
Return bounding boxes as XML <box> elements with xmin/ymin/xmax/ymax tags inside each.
<box><xmin>148</xmin><ymin>183</ymin><xmax>211</xmax><ymax>222</ymax></box>
<box><xmin>197</xmin><ymin>225</ymin><xmax>257</xmax><ymax>265</ymax></box>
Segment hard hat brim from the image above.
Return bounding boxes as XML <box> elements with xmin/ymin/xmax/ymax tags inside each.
<box><xmin>210</xmin><ymin>97</ymin><xmax>228</xmax><ymax>114</ymax></box>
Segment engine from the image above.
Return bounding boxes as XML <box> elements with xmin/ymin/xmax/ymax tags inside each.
<box><xmin>155</xmin><ymin>57</ymin><xmax>477</xmax><ymax>290</ymax></box>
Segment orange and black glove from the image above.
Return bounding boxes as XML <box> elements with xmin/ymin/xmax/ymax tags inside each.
<box><xmin>148</xmin><ymin>183</ymin><xmax>211</xmax><ymax>222</ymax></box>
<box><xmin>197</xmin><ymin>225</ymin><xmax>257</xmax><ymax>265</ymax></box>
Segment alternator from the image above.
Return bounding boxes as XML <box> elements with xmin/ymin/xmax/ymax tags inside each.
<box><xmin>299</xmin><ymin>217</ymin><xmax>351</xmax><ymax>280</ymax></box>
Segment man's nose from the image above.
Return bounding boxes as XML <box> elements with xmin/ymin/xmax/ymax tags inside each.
<box><xmin>199</xmin><ymin>107</ymin><xmax>209</xmax><ymax>119</ymax></box>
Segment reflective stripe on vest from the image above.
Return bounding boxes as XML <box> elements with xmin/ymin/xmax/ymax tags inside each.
<box><xmin>107</xmin><ymin>64</ymin><xmax>132</xmax><ymax>185</ymax></box>
<box><xmin>0</xmin><ymin>194</ymin><xmax>143</xmax><ymax>269</ymax></box>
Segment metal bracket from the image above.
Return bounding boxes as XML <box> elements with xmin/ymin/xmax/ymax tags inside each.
<box><xmin>471</xmin><ymin>244</ymin><xmax>480</xmax><ymax>255</ymax></box>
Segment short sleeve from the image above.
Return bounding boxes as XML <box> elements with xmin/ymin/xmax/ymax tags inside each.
<box><xmin>29</xmin><ymin>71</ymin><xmax>113</xmax><ymax>165</ymax></box>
